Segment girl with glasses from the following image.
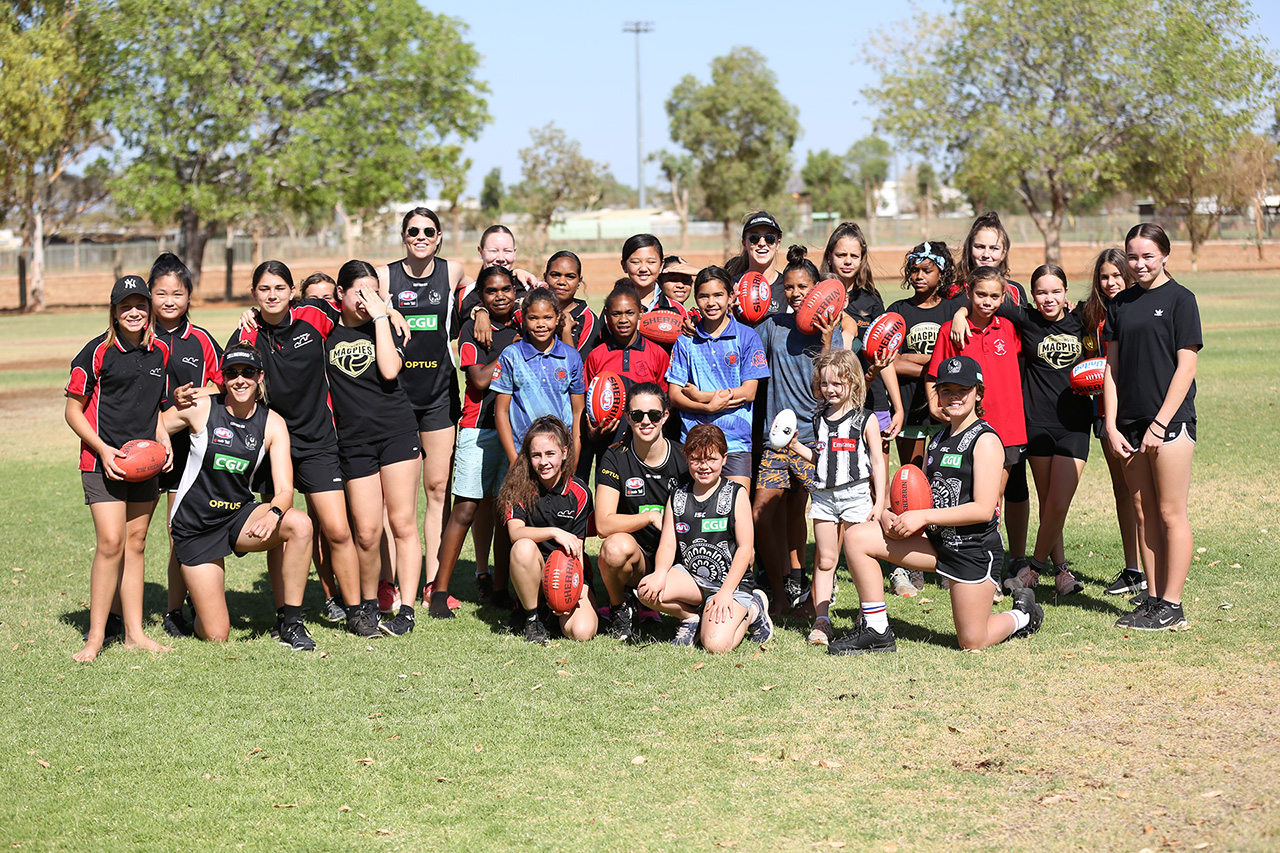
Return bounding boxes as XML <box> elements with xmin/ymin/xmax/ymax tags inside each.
<box><xmin>725</xmin><ymin>210</ymin><xmax>786</xmax><ymax>319</ymax></box>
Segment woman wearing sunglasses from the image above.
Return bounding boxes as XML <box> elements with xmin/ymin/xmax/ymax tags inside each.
<box><xmin>595</xmin><ymin>383</ymin><xmax>690</xmax><ymax>642</ymax></box>
<box><xmin>161</xmin><ymin>344</ymin><xmax>317</xmax><ymax>651</ymax></box>
<box><xmin>724</xmin><ymin>210</ymin><xmax>786</xmax><ymax>319</ymax></box>
<box><xmin>376</xmin><ymin>207</ymin><xmax>466</xmax><ymax>614</ymax></box>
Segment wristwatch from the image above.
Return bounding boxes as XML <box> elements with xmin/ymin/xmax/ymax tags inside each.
<box><xmin>268</xmin><ymin>506</ymin><xmax>285</xmax><ymax>521</ymax></box>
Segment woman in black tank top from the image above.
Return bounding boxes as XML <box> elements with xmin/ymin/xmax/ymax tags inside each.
<box><xmin>161</xmin><ymin>345</ymin><xmax>317</xmax><ymax>651</ymax></box>
<box><xmin>836</xmin><ymin>356</ymin><xmax>1045</xmax><ymax>653</ymax></box>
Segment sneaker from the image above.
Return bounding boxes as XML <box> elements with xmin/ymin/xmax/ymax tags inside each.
<box><xmin>1105</xmin><ymin>568</ymin><xmax>1147</xmax><ymax>596</ymax></box>
<box><xmin>346</xmin><ymin>606</ymin><xmax>381</xmax><ymax>639</ymax></box>
<box><xmin>84</xmin><ymin>612</ymin><xmax>125</xmax><ymax>646</ymax></box>
<box><xmin>523</xmin><ymin>615</ymin><xmax>550</xmax><ymax>644</ymax></box>
<box><xmin>320</xmin><ymin>597</ymin><xmax>347</xmax><ymax>623</ymax></box>
<box><xmin>939</xmin><ymin>576</ymin><xmax>951</xmax><ymax>591</ymax></box>
<box><xmin>889</xmin><ymin>567</ymin><xmax>918</xmax><ymax>598</ymax></box>
<box><xmin>807</xmin><ymin>617</ymin><xmax>834</xmax><ymax>646</ymax></box>
<box><xmin>491</xmin><ymin>589</ymin><xmax>514</xmax><ymax>611</ymax></box>
<box><xmin>1053</xmin><ymin>565</ymin><xmax>1083</xmax><ymax>595</ymax></box>
<box><xmin>1009</xmin><ymin>589</ymin><xmax>1044</xmax><ymax>639</ymax></box>
<box><xmin>1004</xmin><ymin>564</ymin><xmax>1040</xmax><ymax>592</ymax></box>
<box><xmin>379</xmin><ymin>607</ymin><xmax>416</xmax><ymax>636</ymax></box>
<box><xmin>607</xmin><ymin>597</ymin><xmax>637</xmax><ymax>642</ymax></box>
<box><xmin>1003</xmin><ymin>558</ymin><xmax>1028</xmax><ymax>592</ymax></box>
<box><xmin>1130</xmin><ymin>598</ymin><xmax>1187</xmax><ymax>631</ymax></box>
<box><xmin>991</xmin><ymin>583</ymin><xmax>1004</xmax><ymax>603</ymax></box>
<box><xmin>748</xmin><ymin>590</ymin><xmax>774</xmax><ymax>644</ymax></box>
<box><xmin>908</xmin><ymin>569</ymin><xmax>925</xmax><ymax>590</ymax></box>
<box><xmin>377</xmin><ymin>581</ymin><xmax>400</xmax><ymax>615</ymax></box>
<box><xmin>784</xmin><ymin>576</ymin><xmax>809</xmax><ymax>611</ymax></box>
<box><xmin>475</xmin><ymin>573</ymin><xmax>495</xmax><ymax>606</ymax></box>
<box><xmin>277</xmin><ymin>620</ymin><xmax>316</xmax><ymax>651</ymax></box>
<box><xmin>671</xmin><ymin>617</ymin><xmax>700</xmax><ymax>647</ymax></box>
<box><xmin>828</xmin><ymin>623</ymin><xmax>897</xmax><ymax>655</ymax></box>
<box><xmin>638</xmin><ymin>605</ymin><xmax>662</xmax><ymax>624</ymax></box>
<box><xmin>163</xmin><ymin>608</ymin><xmax>193</xmax><ymax>638</ymax></box>
<box><xmin>1129</xmin><ymin>590</ymin><xmax>1150</xmax><ymax>607</ymax></box>
<box><xmin>428</xmin><ymin>593</ymin><xmax>457</xmax><ymax>619</ymax></box>
<box><xmin>423</xmin><ymin>582</ymin><xmax>462</xmax><ymax>612</ymax></box>
<box><xmin>1116</xmin><ymin>596</ymin><xmax>1157</xmax><ymax>628</ymax></box>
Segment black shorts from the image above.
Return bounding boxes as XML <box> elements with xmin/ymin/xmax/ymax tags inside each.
<box><xmin>930</xmin><ymin>540</ymin><xmax>1002</xmax><ymax>586</ymax></box>
<box><xmin>1092</xmin><ymin>417</ymin><xmax>1107</xmax><ymax>440</ymax></box>
<box><xmin>1005</xmin><ymin>455</ymin><xmax>1028</xmax><ymax>503</ymax></box>
<box><xmin>158</xmin><ymin>430</ymin><xmax>191</xmax><ymax>492</ymax></box>
<box><xmin>722</xmin><ymin>451</ymin><xmax>753</xmax><ymax>480</ymax></box>
<box><xmin>82</xmin><ymin>470</ymin><xmax>160</xmax><ymax>505</ymax></box>
<box><xmin>1119</xmin><ymin>419</ymin><xmax>1197</xmax><ymax>448</ymax></box>
<box><xmin>172</xmin><ymin>501</ymin><xmax>259</xmax><ymax>567</ymax></box>
<box><xmin>1027</xmin><ymin>424</ymin><xmax>1091</xmax><ymax>461</ymax></box>
<box><xmin>414</xmin><ymin>390</ymin><xmax>461</xmax><ymax>433</ymax></box>
<box><xmin>339</xmin><ymin>431</ymin><xmax>423</xmax><ymax>480</ymax></box>
<box><xmin>293</xmin><ymin>447</ymin><xmax>345</xmax><ymax>494</ymax></box>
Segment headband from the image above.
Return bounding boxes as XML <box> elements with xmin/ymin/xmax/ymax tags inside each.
<box><xmin>908</xmin><ymin>242</ymin><xmax>950</xmax><ymax>272</ymax></box>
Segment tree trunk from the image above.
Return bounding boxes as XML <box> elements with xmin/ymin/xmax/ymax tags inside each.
<box><xmin>675</xmin><ymin>186</ymin><xmax>689</xmax><ymax>251</ymax></box>
<box><xmin>29</xmin><ymin>205</ymin><xmax>46</xmax><ymax>312</ymax></box>
<box><xmin>178</xmin><ymin>206</ymin><xmax>213</xmax><ymax>293</ymax></box>
<box><xmin>1254</xmin><ymin>196</ymin><xmax>1265</xmax><ymax>260</ymax></box>
<box><xmin>723</xmin><ymin>218</ymin><xmax>734</xmax><ymax>258</ymax></box>
<box><xmin>865</xmin><ymin>181</ymin><xmax>876</xmax><ymax>244</ymax></box>
<box><xmin>451</xmin><ymin>204</ymin><xmax>462</xmax><ymax>255</ymax></box>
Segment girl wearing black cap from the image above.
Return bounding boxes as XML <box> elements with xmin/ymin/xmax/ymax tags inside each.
<box><xmin>65</xmin><ymin>275</ymin><xmax>173</xmax><ymax>661</ymax></box>
<box><xmin>830</xmin><ymin>355</ymin><xmax>1044</xmax><ymax>654</ymax></box>
<box><xmin>161</xmin><ymin>344</ymin><xmax>317</xmax><ymax>650</ymax></box>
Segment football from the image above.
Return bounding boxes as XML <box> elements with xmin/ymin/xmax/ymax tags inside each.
<box><xmin>1069</xmin><ymin>357</ymin><xmax>1106</xmax><ymax>396</ymax></box>
<box><xmin>638</xmin><ymin>311</ymin><xmax>683</xmax><ymax>346</ymax></box>
<box><xmin>735</xmin><ymin>271</ymin><xmax>771</xmax><ymax>323</ymax></box>
<box><xmin>889</xmin><ymin>464</ymin><xmax>933</xmax><ymax>515</ymax></box>
<box><xmin>863</xmin><ymin>311</ymin><xmax>907</xmax><ymax>360</ymax></box>
<box><xmin>117</xmin><ymin>439</ymin><xmax>167</xmax><ymax>482</ymax></box>
<box><xmin>542</xmin><ymin>548</ymin><xmax>584</xmax><ymax>614</ymax></box>
<box><xmin>768</xmin><ymin>408</ymin><xmax>797</xmax><ymax>450</ymax></box>
<box><xmin>586</xmin><ymin>370</ymin><xmax>626</xmax><ymax>426</ymax></box>
<box><xmin>795</xmin><ymin>279</ymin><xmax>847</xmax><ymax>335</ymax></box>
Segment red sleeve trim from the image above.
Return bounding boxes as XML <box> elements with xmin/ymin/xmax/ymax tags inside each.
<box><xmin>459</xmin><ymin>341</ymin><xmax>479</xmax><ymax>367</ymax></box>
<box><xmin>296</xmin><ymin>304</ymin><xmax>336</xmax><ymax>339</ymax></box>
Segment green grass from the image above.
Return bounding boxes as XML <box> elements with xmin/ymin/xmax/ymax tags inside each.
<box><xmin>1</xmin><ymin>276</ymin><xmax>1279</xmax><ymax>850</ymax></box>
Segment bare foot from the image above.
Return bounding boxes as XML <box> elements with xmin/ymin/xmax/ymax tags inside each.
<box><xmin>123</xmin><ymin>634</ymin><xmax>173</xmax><ymax>653</ymax></box>
<box><xmin>73</xmin><ymin>639</ymin><xmax>103</xmax><ymax>662</ymax></box>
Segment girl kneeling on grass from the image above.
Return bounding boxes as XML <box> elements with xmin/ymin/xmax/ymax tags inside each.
<box><xmin>833</xmin><ymin>356</ymin><xmax>1043</xmax><ymax>653</ymax></box>
<box><xmin>784</xmin><ymin>349</ymin><xmax>887</xmax><ymax>646</ymax></box>
<box><xmin>637</xmin><ymin>424</ymin><xmax>773</xmax><ymax>652</ymax></box>
<box><xmin>161</xmin><ymin>345</ymin><xmax>316</xmax><ymax>650</ymax></box>
<box><xmin>499</xmin><ymin>416</ymin><xmax>597</xmax><ymax>644</ymax></box>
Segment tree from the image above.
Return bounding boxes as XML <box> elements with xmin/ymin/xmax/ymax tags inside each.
<box><xmin>665</xmin><ymin>46</ymin><xmax>799</xmax><ymax>251</ymax></box>
<box><xmin>438</xmin><ymin>154</ymin><xmax>471</xmax><ymax>255</ymax></box>
<box><xmin>800</xmin><ymin>149</ymin><xmax>857</xmax><ymax>224</ymax></box>
<box><xmin>104</xmin><ymin>0</ymin><xmax>489</xmax><ymax>292</ymax></box>
<box><xmin>0</xmin><ymin>0</ymin><xmax>111</xmax><ymax>311</ymax></box>
<box><xmin>650</xmin><ymin>150</ymin><xmax>694</xmax><ymax>249</ymax></box>
<box><xmin>864</xmin><ymin>0</ymin><xmax>1278</xmax><ymax>264</ymax></box>
<box><xmin>479</xmin><ymin>167</ymin><xmax>504</xmax><ymax>221</ymax></box>
<box><xmin>513</xmin><ymin>123</ymin><xmax>608</xmax><ymax>247</ymax></box>
<box><xmin>846</xmin><ymin>135</ymin><xmax>891</xmax><ymax>241</ymax></box>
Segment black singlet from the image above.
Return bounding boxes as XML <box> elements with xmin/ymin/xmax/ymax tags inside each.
<box><xmin>170</xmin><ymin>396</ymin><xmax>269</xmax><ymax>539</ymax></box>
<box><xmin>923</xmin><ymin>420</ymin><xmax>1004</xmax><ymax>556</ymax></box>
<box><xmin>670</xmin><ymin>479</ymin><xmax>752</xmax><ymax>593</ymax></box>
<box><xmin>388</xmin><ymin>258</ymin><xmax>457</xmax><ymax>408</ymax></box>
<box><xmin>596</xmin><ymin>440</ymin><xmax>690</xmax><ymax>554</ymax></box>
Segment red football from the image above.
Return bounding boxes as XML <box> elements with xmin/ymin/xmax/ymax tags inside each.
<box><xmin>795</xmin><ymin>279</ymin><xmax>847</xmax><ymax>335</ymax></box>
<box><xmin>864</xmin><ymin>311</ymin><xmax>907</xmax><ymax>360</ymax></box>
<box><xmin>735</xmin><ymin>271</ymin><xmax>771</xmax><ymax>323</ymax></box>
<box><xmin>117</xmin><ymin>439</ymin><xmax>167</xmax><ymax>482</ymax></box>
<box><xmin>1069</xmin><ymin>357</ymin><xmax>1106</xmax><ymax>396</ymax></box>
<box><xmin>638</xmin><ymin>311</ymin><xmax>683</xmax><ymax>346</ymax></box>
<box><xmin>586</xmin><ymin>370</ymin><xmax>626</xmax><ymax>426</ymax></box>
<box><xmin>889</xmin><ymin>464</ymin><xmax>933</xmax><ymax>515</ymax></box>
<box><xmin>542</xmin><ymin>548</ymin><xmax>583</xmax><ymax>613</ymax></box>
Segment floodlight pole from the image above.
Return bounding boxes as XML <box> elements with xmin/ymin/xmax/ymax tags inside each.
<box><xmin>623</xmin><ymin>20</ymin><xmax>654</xmax><ymax>209</ymax></box>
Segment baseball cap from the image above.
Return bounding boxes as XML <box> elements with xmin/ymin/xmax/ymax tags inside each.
<box><xmin>742</xmin><ymin>211</ymin><xmax>782</xmax><ymax>235</ymax></box>
<box><xmin>110</xmin><ymin>275</ymin><xmax>149</xmax><ymax>305</ymax></box>
<box><xmin>222</xmin><ymin>346</ymin><xmax>264</xmax><ymax>372</ymax></box>
<box><xmin>936</xmin><ymin>355</ymin><xmax>983</xmax><ymax>388</ymax></box>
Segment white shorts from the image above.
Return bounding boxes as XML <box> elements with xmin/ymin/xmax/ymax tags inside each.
<box><xmin>808</xmin><ymin>481</ymin><xmax>874</xmax><ymax>524</ymax></box>
<box><xmin>451</xmin><ymin>428</ymin><xmax>508</xmax><ymax>500</ymax></box>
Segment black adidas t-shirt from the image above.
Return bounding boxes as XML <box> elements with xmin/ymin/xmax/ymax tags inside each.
<box><xmin>596</xmin><ymin>440</ymin><xmax>690</xmax><ymax>554</ymax></box>
<box><xmin>887</xmin><ymin>295</ymin><xmax>963</xmax><ymax>423</ymax></box>
<box><xmin>323</xmin><ymin>321</ymin><xmax>417</xmax><ymax>447</ymax></box>
<box><xmin>1101</xmin><ymin>279</ymin><xmax>1202</xmax><ymax>425</ymax></box>
<box><xmin>997</xmin><ymin>301</ymin><xmax>1091</xmax><ymax>431</ymax></box>
<box><xmin>509</xmin><ymin>476</ymin><xmax>594</xmax><ymax>560</ymax></box>
<box><xmin>845</xmin><ymin>288</ymin><xmax>890</xmax><ymax>412</ymax></box>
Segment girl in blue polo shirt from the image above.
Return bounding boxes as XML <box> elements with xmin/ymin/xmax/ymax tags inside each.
<box><xmin>666</xmin><ymin>266</ymin><xmax>770</xmax><ymax>487</ymax></box>
<box><xmin>493</xmin><ymin>287</ymin><xmax>586</xmax><ymax>465</ymax></box>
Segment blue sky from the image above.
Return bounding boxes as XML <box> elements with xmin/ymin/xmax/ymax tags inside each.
<box><xmin>426</xmin><ymin>0</ymin><xmax>1280</xmax><ymax>198</ymax></box>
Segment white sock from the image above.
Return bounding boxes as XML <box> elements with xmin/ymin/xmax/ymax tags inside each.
<box><xmin>863</xmin><ymin>602</ymin><xmax>888</xmax><ymax>632</ymax></box>
<box><xmin>1009</xmin><ymin>609</ymin><xmax>1030</xmax><ymax>631</ymax></box>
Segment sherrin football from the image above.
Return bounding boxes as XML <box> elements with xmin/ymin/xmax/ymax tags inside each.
<box><xmin>889</xmin><ymin>464</ymin><xmax>933</xmax><ymax>515</ymax></box>
<box><xmin>586</xmin><ymin>370</ymin><xmax>626</xmax><ymax>426</ymax></box>
<box><xmin>768</xmin><ymin>408</ymin><xmax>797</xmax><ymax>450</ymax></box>
<box><xmin>863</xmin><ymin>311</ymin><xmax>907</xmax><ymax>360</ymax></box>
<box><xmin>118</xmin><ymin>439</ymin><xmax>167</xmax><ymax>482</ymax></box>
<box><xmin>735</xmin><ymin>271</ymin><xmax>771</xmax><ymax>323</ymax></box>
<box><xmin>1069</xmin><ymin>357</ymin><xmax>1106</xmax><ymax>396</ymax></box>
<box><xmin>638</xmin><ymin>311</ymin><xmax>683</xmax><ymax>346</ymax></box>
<box><xmin>542</xmin><ymin>548</ymin><xmax>584</xmax><ymax>613</ymax></box>
<box><xmin>795</xmin><ymin>279</ymin><xmax>847</xmax><ymax>335</ymax></box>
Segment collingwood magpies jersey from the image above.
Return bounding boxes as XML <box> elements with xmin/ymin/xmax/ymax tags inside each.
<box><xmin>924</xmin><ymin>419</ymin><xmax>1003</xmax><ymax>555</ymax></box>
<box><xmin>811</xmin><ymin>407</ymin><xmax>872</xmax><ymax>490</ymax></box>
<box><xmin>670</xmin><ymin>479</ymin><xmax>752</xmax><ymax>593</ymax></box>
<box><xmin>170</xmin><ymin>397</ymin><xmax>269</xmax><ymax>538</ymax></box>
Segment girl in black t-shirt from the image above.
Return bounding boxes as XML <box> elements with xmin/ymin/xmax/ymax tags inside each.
<box><xmin>500</xmin><ymin>416</ymin><xmax>598</xmax><ymax>644</ymax></box>
<box><xmin>1102</xmin><ymin>224</ymin><xmax>1201</xmax><ymax>631</ymax></box>
<box><xmin>328</xmin><ymin>260</ymin><xmax>423</xmax><ymax>636</ymax></box>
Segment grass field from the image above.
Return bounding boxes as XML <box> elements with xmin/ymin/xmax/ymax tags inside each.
<box><xmin>1</xmin><ymin>273</ymin><xmax>1278</xmax><ymax>851</ymax></box>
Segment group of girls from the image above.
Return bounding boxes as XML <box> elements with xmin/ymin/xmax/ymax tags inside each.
<box><xmin>65</xmin><ymin>205</ymin><xmax>1200</xmax><ymax>660</ymax></box>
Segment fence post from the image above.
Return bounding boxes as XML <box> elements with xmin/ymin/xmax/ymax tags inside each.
<box><xmin>17</xmin><ymin>253</ymin><xmax>27</xmax><ymax>312</ymax></box>
<box><xmin>224</xmin><ymin>244</ymin><xmax>234</xmax><ymax>302</ymax></box>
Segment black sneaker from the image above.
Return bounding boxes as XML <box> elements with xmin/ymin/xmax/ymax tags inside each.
<box><xmin>476</xmin><ymin>573</ymin><xmax>494</xmax><ymax>606</ymax></box>
<box><xmin>1130</xmin><ymin>598</ymin><xmax>1187</xmax><ymax>631</ymax></box>
<box><xmin>320</xmin><ymin>597</ymin><xmax>347</xmax><ymax>623</ymax></box>
<box><xmin>428</xmin><ymin>594</ymin><xmax>456</xmax><ymax>620</ymax></box>
<box><xmin>346</xmin><ymin>606</ymin><xmax>381</xmax><ymax>639</ymax></box>
<box><xmin>277</xmin><ymin>620</ymin><xmax>316</xmax><ymax>651</ymax></box>
<box><xmin>607</xmin><ymin>597</ymin><xmax>638</xmax><ymax>642</ymax></box>
<box><xmin>379</xmin><ymin>607</ymin><xmax>416</xmax><ymax>636</ymax></box>
<box><xmin>1010</xmin><ymin>589</ymin><xmax>1044</xmax><ymax>639</ymax></box>
<box><xmin>1105</xmin><ymin>568</ymin><xmax>1146</xmax><ymax>595</ymax></box>
<box><xmin>1116</xmin><ymin>595</ymin><xmax>1157</xmax><ymax>628</ymax></box>
<box><xmin>523</xmin><ymin>615</ymin><xmax>550</xmax><ymax>644</ymax></box>
<box><xmin>163</xmin><ymin>608</ymin><xmax>194</xmax><ymax>637</ymax></box>
<box><xmin>784</xmin><ymin>576</ymin><xmax>806</xmax><ymax>610</ymax></box>
<box><xmin>1129</xmin><ymin>590</ymin><xmax>1150</xmax><ymax>607</ymax></box>
<box><xmin>828</xmin><ymin>623</ymin><xmax>897</xmax><ymax>655</ymax></box>
<box><xmin>84</xmin><ymin>612</ymin><xmax>125</xmax><ymax>646</ymax></box>
<box><xmin>492</xmin><ymin>589</ymin><xmax>515</xmax><ymax>612</ymax></box>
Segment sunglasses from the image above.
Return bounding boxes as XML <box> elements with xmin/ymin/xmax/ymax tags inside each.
<box><xmin>746</xmin><ymin>233</ymin><xmax>779</xmax><ymax>246</ymax></box>
<box><xmin>628</xmin><ymin>409</ymin><xmax>665</xmax><ymax>423</ymax></box>
<box><xmin>405</xmin><ymin>226</ymin><xmax>437</xmax><ymax>238</ymax></box>
<box><xmin>224</xmin><ymin>366</ymin><xmax>261</xmax><ymax>379</ymax></box>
